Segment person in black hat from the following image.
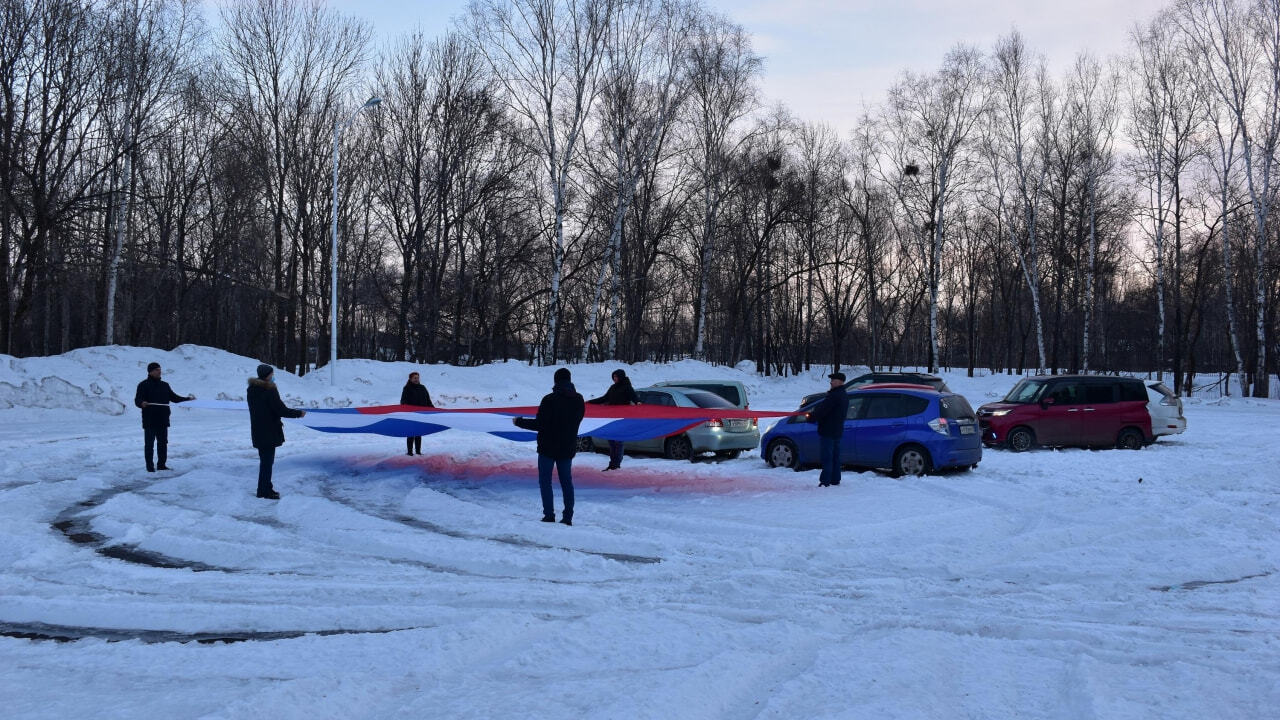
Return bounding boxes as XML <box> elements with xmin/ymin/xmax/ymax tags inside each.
<box><xmin>804</xmin><ymin>371</ymin><xmax>850</xmax><ymax>487</ymax></box>
<box><xmin>400</xmin><ymin>371</ymin><xmax>435</xmax><ymax>455</ymax></box>
<box><xmin>587</xmin><ymin>368</ymin><xmax>638</xmax><ymax>470</ymax></box>
<box><xmin>246</xmin><ymin>364</ymin><xmax>306</xmax><ymax>500</ymax></box>
<box><xmin>134</xmin><ymin>361</ymin><xmax>195</xmax><ymax>472</ymax></box>
<box><xmin>512</xmin><ymin>367</ymin><xmax>585</xmax><ymax>525</ymax></box>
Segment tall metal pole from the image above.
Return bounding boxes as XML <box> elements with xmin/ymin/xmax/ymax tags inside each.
<box><xmin>330</xmin><ymin>97</ymin><xmax>381</xmax><ymax>387</ymax></box>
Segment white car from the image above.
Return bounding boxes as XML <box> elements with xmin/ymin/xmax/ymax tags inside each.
<box><xmin>1146</xmin><ymin>382</ymin><xmax>1187</xmax><ymax>438</ymax></box>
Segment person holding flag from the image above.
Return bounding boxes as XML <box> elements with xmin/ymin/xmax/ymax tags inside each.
<box><xmin>134</xmin><ymin>361</ymin><xmax>195</xmax><ymax>473</ymax></box>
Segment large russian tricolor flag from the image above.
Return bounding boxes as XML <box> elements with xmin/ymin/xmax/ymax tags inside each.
<box><xmin>186</xmin><ymin>400</ymin><xmax>798</xmax><ymax>442</ymax></box>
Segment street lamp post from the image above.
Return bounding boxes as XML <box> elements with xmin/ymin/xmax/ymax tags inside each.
<box><xmin>331</xmin><ymin>96</ymin><xmax>382</xmax><ymax>386</ymax></box>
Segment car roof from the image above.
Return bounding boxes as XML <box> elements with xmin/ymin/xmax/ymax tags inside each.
<box><xmin>854</xmin><ymin>383</ymin><xmax>943</xmax><ymax>394</ymax></box>
<box><xmin>1026</xmin><ymin>374</ymin><xmax>1142</xmax><ymax>382</ymax></box>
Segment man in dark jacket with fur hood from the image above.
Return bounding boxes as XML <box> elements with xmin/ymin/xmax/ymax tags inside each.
<box><xmin>134</xmin><ymin>361</ymin><xmax>195</xmax><ymax>473</ymax></box>
<box><xmin>513</xmin><ymin>367</ymin><xmax>585</xmax><ymax>525</ymax></box>
<box><xmin>588</xmin><ymin>368</ymin><xmax>638</xmax><ymax>470</ymax></box>
<box><xmin>247</xmin><ymin>364</ymin><xmax>306</xmax><ymax>500</ymax></box>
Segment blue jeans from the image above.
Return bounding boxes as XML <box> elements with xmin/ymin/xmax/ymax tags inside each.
<box><xmin>819</xmin><ymin>435</ymin><xmax>841</xmax><ymax>486</ymax></box>
<box><xmin>608</xmin><ymin>440</ymin><xmax>624</xmax><ymax>468</ymax></box>
<box><xmin>537</xmin><ymin>454</ymin><xmax>574</xmax><ymax>518</ymax></box>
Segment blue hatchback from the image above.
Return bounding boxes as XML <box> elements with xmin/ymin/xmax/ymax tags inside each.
<box><xmin>761</xmin><ymin>385</ymin><xmax>982</xmax><ymax>476</ymax></box>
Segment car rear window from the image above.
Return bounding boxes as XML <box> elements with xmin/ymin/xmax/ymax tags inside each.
<box><xmin>638</xmin><ymin>391</ymin><xmax>675</xmax><ymax>406</ymax></box>
<box><xmin>1149</xmin><ymin>382</ymin><xmax>1174</xmax><ymax>398</ymax></box>
<box><xmin>1119</xmin><ymin>381</ymin><xmax>1146</xmax><ymax>402</ymax></box>
<box><xmin>679</xmin><ymin>383</ymin><xmax>741</xmax><ymax>406</ymax></box>
<box><xmin>939</xmin><ymin>395</ymin><xmax>975</xmax><ymax>419</ymax></box>
<box><xmin>684</xmin><ymin>390</ymin><xmax>736</xmax><ymax>409</ymax></box>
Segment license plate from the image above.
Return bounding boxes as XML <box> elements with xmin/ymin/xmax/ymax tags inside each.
<box><xmin>960</xmin><ymin>425</ymin><xmax>975</xmax><ymax>435</ymax></box>
<box><xmin>726</xmin><ymin>419</ymin><xmax>750</xmax><ymax>431</ymax></box>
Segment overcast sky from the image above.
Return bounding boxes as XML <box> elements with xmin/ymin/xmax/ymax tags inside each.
<box><xmin>306</xmin><ymin>0</ymin><xmax>1172</xmax><ymax>135</ymax></box>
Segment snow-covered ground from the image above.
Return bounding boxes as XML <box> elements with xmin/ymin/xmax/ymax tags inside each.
<box><xmin>1</xmin><ymin>345</ymin><xmax>1277</xmax><ymax>719</ymax></box>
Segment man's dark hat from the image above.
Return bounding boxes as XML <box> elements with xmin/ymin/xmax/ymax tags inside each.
<box><xmin>256</xmin><ymin>363</ymin><xmax>274</xmax><ymax>379</ymax></box>
<box><xmin>613</xmin><ymin>368</ymin><xmax>627</xmax><ymax>379</ymax></box>
<box><xmin>554</xmin><ymin>368</ymin><xmax>571</xmax><ymax>383</ymax></box>
<box><xmin>146</xmin><ymin>362</ymin><xmax>161</xmax><ymax>372</ymax></box>
<box><xmin>829</xmin><ymin>372</ymin><xmax>846</xmax><ymax>381</ymax></box>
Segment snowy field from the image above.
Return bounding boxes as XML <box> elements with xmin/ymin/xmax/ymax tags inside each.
<box><xmin>1</xmin><ymin>345</ymin><xmax>1277</xmax><ymax>719</ymax></box>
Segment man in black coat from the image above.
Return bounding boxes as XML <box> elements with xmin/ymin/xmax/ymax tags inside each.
<box><xmin>588</xmin><ymin>368</ymin><xmax>639</xmax><ymax>470</ymax></box>
<box><xmin>806</xmin><ymin>371</ymin><xmax>850</xmax><ymax>487</ymax></box>
<box><xmin>134</xmin><ymin>361</ymin><xmax>195</xmax><ymax>472</ymax></box>
<box><xmin>513</xmin><ymin>367</ymin><xmax>585</xmax><ymax>525</ymax></box>
<box><xmin>247</xmin><ymin>364</ymin><xmax>306</xmax><ymax>500</ymax></box>
<box><xmin>400</xmin><ymin>371</ymin><xmax>435</xmax><ymax>456</ymax></box>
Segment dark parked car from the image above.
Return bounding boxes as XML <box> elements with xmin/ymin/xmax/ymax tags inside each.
<box><xmin>764</xmin><ymin>385</ymin><xmax>981</xmax><ymax>476</ymax></box>
<box><xmin>799</xmin><ymin>372</ymin><xmax>951</xmax><ymax>407</ymax></box>
<box><xmin>977</xmin><ymin>375</ymin><xmax>1153</xmax><ymax>451</ymax></box>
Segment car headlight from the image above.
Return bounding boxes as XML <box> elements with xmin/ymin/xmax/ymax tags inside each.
<box><xmin>988</xmin><ymin>409</ymin><xmax>1011</xmax><ymax>417</ymax></box>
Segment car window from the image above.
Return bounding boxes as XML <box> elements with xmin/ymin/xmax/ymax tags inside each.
<box><xmin>862</xmin><ymin>394</ymin><xmax>928</xmax><ymax>419</ymax></box>
<box><xmin>1119</xmin><ymin>381</ymin><xmax>1146</xmax><ymax>402</ymax></box>
<box><xmin>1149</xmin><ymin>382</ymin><xmax>1174</xmax><ymax>398</ymax></box>
<box><xmin>684</xmin><ymin>390</ymin><xmax>736</xmax><ymax>409</ymax></box>
<box><xmin>846</xmin><ymin>396</ymin><xmax>865</xmax><ymax>419</ymax></box>
<box><xmin>1003</xmin><ymin>379</ymin><xmax>1046</xmax><ymax>403</ymax></box>
<box><xmin>676</xmin><ymin>383</ymin><xmax>740</xmax><ymax>406</ymax></box>
<box><xmin>1047</xmin><ymin>382</ymin><xmax>1081</xmax><ymax>404</ymax></box>
<box><xmin>1083</xmin><ymin>383</ymin><xmax>1115</xmax><ymax>404</ymax></box>
<box><xmin>638</xmin><ymin>391</ymin><xmax>675</xmax><ymax>406</ymax></box>
<box><xmin>939</xmin><ymin>395</ymin><xmax>975</xmax><ymax>419</ymax></box>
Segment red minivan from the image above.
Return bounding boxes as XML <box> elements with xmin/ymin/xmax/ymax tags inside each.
<box><xmin>977</xmin><ymin>375</ymin><xmax>1153</xmax><ymax>451</ymax></box>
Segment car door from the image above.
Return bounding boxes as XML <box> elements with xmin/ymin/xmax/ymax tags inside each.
<box><xmin>1080</xmin><ymin>381</ymin><xmax>1117</xmax><ymax>446</ymax></box>
<box><xmin>629</xmin><ymin>390</ymin><xmax>674</xmax><ymax>453</ymax></box>
<box><xmin>840</xmin><ymin>396</ymin><xmax>866</xmax><ymax>465</ymax></box>
<box><xmin>849</xmin><ymin>394</ymin><xmax>907</xmax><ymax>467</ymax></box>
<box><xmin>1036</xmin><ymin>381</ymin><xmax>1085</xmax><ymax>446</ymax></box>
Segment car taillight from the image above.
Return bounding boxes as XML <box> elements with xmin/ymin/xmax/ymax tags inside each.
<box><xmin>751</xmin><ymin>418</ymin><xmax>758</xmax><ymax>428</ymax></box>
<box><xmin>927</xmin><ymin>418</ymin><xmax>950</xmax><ymax>435</ymax></box>
<box><xmin>706</xmin><ymin>419</ymin><xmax>723</xmax><ymax>428</ymax></box>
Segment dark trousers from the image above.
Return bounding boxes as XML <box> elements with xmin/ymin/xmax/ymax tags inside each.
<box><xmin>607</xmin><ymin>440</ymin><xmax>624</xmax><ymax>468</ymax></box>
<box><xmin>406</xmin><ymin>436</ymin><xmax>422</xmax><ymax>454</ymax></box>
<box><xmin>144</xmin><ymin>426</ymin><xmax>168</xmax><ymax>469</ymax></box>
<box><xmin>257</xmin><ymin>446</ymin><xmax>276</xmax><ymax>494</ymax></box>
<box><xmin>537</xmin><ymin>454</ymin><xmax>574</xmax><ymax>518</ymax></box>
<box><xmin>819</xmin><ymin>435</ymin><xmax>841</xmax><ymax>486</ymax></box>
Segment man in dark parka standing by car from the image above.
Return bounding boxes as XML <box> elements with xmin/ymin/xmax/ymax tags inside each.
<box><xmin>513</xmin><ymin>367</ymin><xmax>585</xmax><ymax>525</ymax></box>
<box><xmin>806</xmin><ymin>371</ymin><xmax>850</xmax><ymax>487</ymax></box>
<box><xmin>588</xmin><ymin>368</ymin><xmax>639</xmax><ymax>470</ymax></box>
<box><xmin>247</xmin><ymin>364</ymin><xmax>306</xmax><ymax>500</ymax></box>
<box><xmin>134</xmin><ymin>361</ymin><xmax>195</xmax><ymax>472</ymax></box>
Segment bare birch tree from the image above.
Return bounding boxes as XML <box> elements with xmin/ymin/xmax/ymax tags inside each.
<box><xmin>468</xmin><ymin>0</ymin><xmax>614</xmax><ymax>364</ymax></box>
<box><xmin>580</xmin><ymin>0</ymin><xmax>692</xmax><ymax>361</ymax></box>
<box><xmin>684</xmin><ymin>9</ymin><xmax>759</xmax><ymax>360</ymax></box>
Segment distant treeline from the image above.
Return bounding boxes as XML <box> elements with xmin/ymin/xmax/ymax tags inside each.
<box><xmin>1</xmin><ymin>0</ymin><xmax>1277</xmax><ymax>396</ymax></box>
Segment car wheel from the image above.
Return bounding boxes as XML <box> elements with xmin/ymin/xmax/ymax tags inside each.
<box><xmin>1116</xmin><ymin>428</ymin><xmax>1144</xmax><ymax>450</ymax></box>
<box><xmin>576</xmin><ymin>436</ymin><xmax>594</xmax><ymax>452</ymax></box>
<box><xmin>664</xmin><ymin>435</ymin><xmax>693</xmax><ymax>461</ymax></box>
<box><xmin>1007</xmin><ymin>427</ymin><xmax>1034</xmax><ymax>452</ymax></box>
<box><xmin>716</xmin><ymin>449</ymin><xmax>741</xmax><ymax>460</ymax></box>
<box><xmin>766</xmin><ymin>438</ymin><xmax>799</xmax><ymax>469</ymax></box>
<box><xmin>892</xmin><ymin>445</ymin><xmax>932</xmax><ymax>477</ymax></box>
